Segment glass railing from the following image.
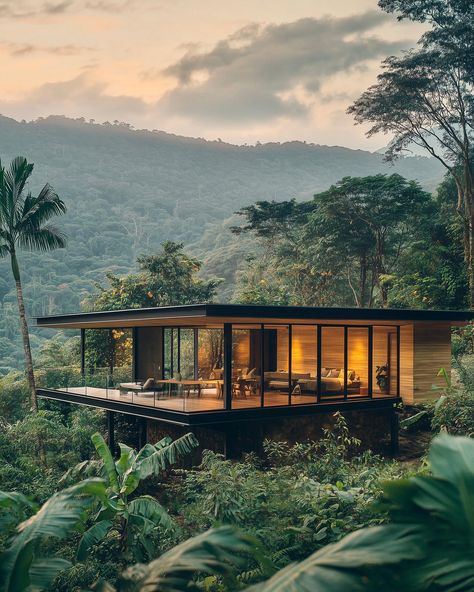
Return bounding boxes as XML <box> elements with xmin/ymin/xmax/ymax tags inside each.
<box><xmin>35</xmin><ymin>367</ymin><xmax>225</xmax><ymax>413</ymax></box>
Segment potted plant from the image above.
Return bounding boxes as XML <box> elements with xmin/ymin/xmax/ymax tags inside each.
<box><xmin>376</xmin><ymin>363</ymin><xmax>389</xmax><ymax>393</ymax></box>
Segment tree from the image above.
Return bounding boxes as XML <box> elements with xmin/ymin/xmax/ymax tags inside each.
<box><xmin>309</xmin><ymin>175</ymin><xmax>433</xmax><ymax>307</ymax></box>
<box><xmin>348</xmin><ymin>5</ymin><xmax>474</xmax><ymax>304</ymax></box>
<box><xmin>0</xmin><ymin>157</ymin><xmax>67</xmax><ymax>411</ymax></box>
<box><xmin>233</xmin><ymin>175</ymin><xmax>432</xmax><ymax>308</ymax></box>
<box><xmin>65</xmin><ymin>431</ymin><xmax>199</xmax><ymax>561</ymax></box>
<box><xmin>86</xmin><ymin>241</ymin><xmax>221</xmax><ymax>312</ymax></box>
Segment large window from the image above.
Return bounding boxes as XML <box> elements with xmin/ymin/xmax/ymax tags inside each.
<box><xmin>321</xmin><ymin>327</ymin><xmax>345</xmax><ymax>398</ymax></box>
<box><xmin>264</xmin><ymin>325</ymin><xmax>290</xmax><ymax>406</ymax></box>
<box><xmin>231</xmin><ymin>326</ymin><xmax>261</xmax><ymax>408</ymax></box>
<box><xmin>347</xmin><ymin>327</ymin><xmax>369</xmax><ymax>397</ymax></box>
<box><xmin>372</xmin><ymin>326</ymin><xmax>398</xmax><ymax>397</ymax></box>
<box><xmin>291</xmin><ymin>325</ymin><xmax>318</xmax><ymax>404</ymax></box>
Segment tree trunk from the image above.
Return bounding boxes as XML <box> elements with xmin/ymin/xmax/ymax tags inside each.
<box><xmin>11</xmin><ymin>251</ymin><xmax>38</xmax><ymax>412</ymax></box>
<box><xmin>469</xmin><ymin>215</ymin><xmax>474</xmax><ymax>308</ymax></box>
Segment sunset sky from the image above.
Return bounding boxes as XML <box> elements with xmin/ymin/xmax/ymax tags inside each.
<box><xmin>0</xmin><ymin>0</ymin><xmax>424</xmax><ymax>148</ymax></box>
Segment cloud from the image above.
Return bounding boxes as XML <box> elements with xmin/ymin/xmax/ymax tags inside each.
<box><xmin>0</xmin><ymin>0</ymin><xmax>150</xmax><ymax>18</ymax></box>
<box><xmin>156</xmin><ymin>11</ymin><xmax>409</xmax><ymax>123</ymax></box>
<box><xmin>0</xmin><ymin>42</ymin><xmax>93</xmax><ymax>57</ymax></box>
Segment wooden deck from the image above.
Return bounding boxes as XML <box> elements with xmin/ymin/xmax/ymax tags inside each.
<box><xmin>47</xmin><ymin>386</ymin><xmax>392</xmax><ymax>412</ymax></box>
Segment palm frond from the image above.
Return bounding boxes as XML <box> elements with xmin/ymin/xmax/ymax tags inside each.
<box><xmin>123</xmin><ymin>526</ymin><xmax>261</xmax><ymax>592</ymax></box>
<box><xmin>20</xmin><ymin>184</ymin><xmax>66</xmax><ymax>228</ymax></box>
<box><xmin>135</xmin><ymin>432</ymin><xmax>199</xmax><ymax>480</ymax></box>
<box><xmin>91</xmin><ymin>433</ymin><xmax>119</xmax><ymax>492</ymax></box>
<box><xmin>0</xmin><ymin>479</ymin><xmax>107</xmax><ymax>592</ymax></box>
<box><xmin>243</xmin><ymin>525</ymin><xmax>423</xmax><ymax>591</ymax></box>
<box><xmin>28</xmin><ymin>558</ymin><xmax>72</xmax><ymax>591</ymax></box>
<box><xmin>77</xmin><ymin>520</ymin><xmax>113</xmax><ymax>561</ymax></box>
<box><xmin>128</xmin><ymin>495</ymin><xmax>174</xmax><ymax>531</ymax></box>
<box><xmin>17</xmin><ymin>225</ymin><xmax>67</xmax><ymax>252</ymax></box>
<box><xmin>3</xmin><ymin>157</ymin><xmax>34</xmax><ymax>213</ymax></box>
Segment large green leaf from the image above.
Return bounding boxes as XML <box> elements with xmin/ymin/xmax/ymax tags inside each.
<box><xmin>135</xmin><ymin>433</ymin><xmax>199</xmax><ymax>480</ymax></box>
<box><xmin>92</xmin><ymin>433</ymin><xmax>119</xmax><ymax>492</ymax></box>
<box><xmin>125</xmin><ymin>526</ymin><xmax>261</xmax><ymax>592</ymax></box>
<box><xmin>0</xmin><ymin>479</ymin><xmax>106</xmax><ymax>592</ymax></box>
<box><xmin>116</xmin><ymin>443</ymin><xmax>136</xmax><ymax>476</ymax></box>
<box><xmin>244</xmin><ymin>525</ymin><xmax>424</xmax><ymax>591</ymax></box>
<box><xmin>77</xmin><ymin>520</ymin><xmax>113</xmax><ymax>561</ymax></box>
<box><xmin>128</xmin><ymin>496</ymin><xmax>174</xmax><ymax>531</ymax></box>
<box><xmin>28</xmin><ymin>558</ymin><xmax>72</xmax><ymax>591</ymax></box>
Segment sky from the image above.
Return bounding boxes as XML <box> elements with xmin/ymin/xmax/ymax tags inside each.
<box><xmin>0</xmin><ymin>0</ymin><xmax>424</xmax><ymax>149</ymax></box>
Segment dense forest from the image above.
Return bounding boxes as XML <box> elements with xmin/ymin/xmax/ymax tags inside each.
<box><xmin>0</xmin><ymin>114</ymin><xmax>443</xmax><ymax>371</ymax></box>
<box><xmin>2</xmin><ymin>0</ymin><xmax>474</xmax><ymax>590</ymax></box>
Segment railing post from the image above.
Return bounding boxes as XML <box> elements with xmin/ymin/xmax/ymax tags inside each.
<box><xmin>223</xmin><ymin>323</ymin><xmax>232</xmax><ymax>410</ymax></box>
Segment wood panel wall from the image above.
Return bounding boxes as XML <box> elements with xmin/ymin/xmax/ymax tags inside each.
<box><xmin>413</xmin><ymin>322</ymin><xmax>451</xmax><ymax>402</ymax></box>
<box><xmin>291</xmin><ymin>326</ymin><xmax>317</xmax><ymax>375</ymax></box>
<box><xmin>372</xmin><ymin>326</ymin><xmax>397</xmax><ymax>396</ymax></box>
<box><xmin>348</xmin><ymin>328</ymin><xmax>369</xmax><ymax>388</ymax></box>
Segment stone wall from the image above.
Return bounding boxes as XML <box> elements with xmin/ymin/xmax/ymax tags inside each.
<box><xmin>147</xmin><ymin>407</ymin><xmax>396</xmax><ymax>462</ymax></box>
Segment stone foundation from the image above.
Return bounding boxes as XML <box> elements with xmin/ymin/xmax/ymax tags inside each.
<box><xmin>147</xmin><ymin>407</ymin><xmax>397</xmax><ymax>462</ymax></box>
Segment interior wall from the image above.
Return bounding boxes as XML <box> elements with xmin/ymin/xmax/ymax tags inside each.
<box><xmin>291</xmin><ymin>325</ymin><xmax>317</xmax><ymax>376</ymax></box>
<box><xmin>136</xmin><ymin>327</ymin><xmax>163</xmax><ymax>380</ymax></box>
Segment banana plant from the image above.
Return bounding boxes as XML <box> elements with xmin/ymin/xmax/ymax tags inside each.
<box><xmin>94</xmin><ymin>525</ymin><xmax>270</xmax><ymax>592</ymax></box>
<box><xmin>0</xmin><ymin>479</ymin><xmax>107</xmax><ymax>592</ymax></box>
<box><xmin>75</xmin><ymin>431</ymin><xmax>199</xmax><ymax>561</ymax></box>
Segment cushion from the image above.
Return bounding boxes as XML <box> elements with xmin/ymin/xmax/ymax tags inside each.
<box><xmin>142</xmin><ymin>377</ymin><xmax>154</xmax><ymax>389</ymax></box>
<box><xmin>321</xmin><ymin>367</ymin><xmax>329</xmax><ymax>377</ymax></box>
<box><xmin>328</xmin><ymin>368</ymin><xmax>341</xmax><ymax>378</ymax></box>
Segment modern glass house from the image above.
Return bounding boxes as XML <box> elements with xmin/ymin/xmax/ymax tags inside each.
<box><xmin>35</xmin><ymin>304</ymin><xmax>474</xmax><ymax>455</ymax></box>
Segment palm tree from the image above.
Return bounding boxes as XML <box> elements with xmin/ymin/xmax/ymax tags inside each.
<box><xmin>0</xmin><ymin>157</ymin><xmax>67</xmax><ymax>411</ymax></box>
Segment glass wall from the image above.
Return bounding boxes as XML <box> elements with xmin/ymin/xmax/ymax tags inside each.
<box><xmin>321</xmin><ymin>327</ymin><xmax>345</xmax><ymax>398</ymax></box>
<box><xmin>347</xmin><ymin>327</ymin><xmax>369</xmax><ymax>396</ymax></box>
<box><xmin>372</xmin><ymin>326</ymin><xmax>398</xmax><ymax>397</ymax></box>
<box><xmin>264</xmin><ymin>325</ymin><xmax>290</xmax><ymax>406</ymax></box>
<box><xmin>231</xmin><ymin>326</ymin><xmax>261</xmax><ymax>408</ymax></box>
<box><xmin>291</xmin><ymin>325</ymin><xmax>317</xmax><ymax>404</ymax></box>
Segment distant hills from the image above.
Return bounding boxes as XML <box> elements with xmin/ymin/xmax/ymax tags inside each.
<box><xmin>0</xmin><ymin>115</ymin><xmax>444</xmax><ymax>369</ymax></box>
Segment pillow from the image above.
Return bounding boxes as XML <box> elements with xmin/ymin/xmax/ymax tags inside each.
<box><xmin>328</xmin><ymin>368</ymin><xmax>341</xmax><ymax>378</ymax></box>
<box><xmin>320</xmin><ymin>367</ymin><xmax>329</xmax><ymax>377</ymax></box>
<box><xmin>142</xmin><ymin>377</ymin><xmax>154</xmax><ymax>389</ymax></box>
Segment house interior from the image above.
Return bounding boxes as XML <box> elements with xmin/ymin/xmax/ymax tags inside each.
<box><xmin>62</xmin><ymin>323</ymin><xmax>399</xmax><ymax>412</ymax></box>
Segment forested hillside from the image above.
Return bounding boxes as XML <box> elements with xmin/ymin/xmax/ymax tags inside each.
<box><xmin>0</xmin><ymin>115</ymin><xmax>443</xmax><ymax>370</ymax></box>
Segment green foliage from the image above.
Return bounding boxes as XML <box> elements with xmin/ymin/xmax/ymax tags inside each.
<box><xmin>176</xmin><ymin>414</ymin><xmax>401</xmax><ymax>573</ymax></box>
<box><xmin>0</xmin><ymin>479</ymin><xmax>107</xmax><ymax>592</ymax></box>
<box><xmin>232</xmin><ymin>174</ymin><xmax>462</xmax><ymax>308</ymax></box>
<box><xmin>86</xmin><ymin>242</ymin><xmax>221</xmax><ymax>312</ymax></box>
<box><xmin>66</xmin><ymin>432</ymin><xmax>199</xmax><ymax>561</ymax></box>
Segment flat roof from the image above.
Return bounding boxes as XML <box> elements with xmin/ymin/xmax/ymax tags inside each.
<box><xmin>34</xmin><ymin>303</ymin><xmax>474</xmax><ymax>329</ymax></box>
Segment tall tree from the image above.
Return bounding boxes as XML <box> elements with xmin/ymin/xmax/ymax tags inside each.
<box><xmin>348</xmin><ymin>3</ymin><xmax>474</xmax><ymax>304</ymax></box>
<box><xmin>309</xmin><ymin>175</ymin><xmax>433</xmax><ymax>307</ymax></box>
<box><xmin>0</xmin><ymin>157</ymin><xmax>67</xmax><ymax>411</ymax></box>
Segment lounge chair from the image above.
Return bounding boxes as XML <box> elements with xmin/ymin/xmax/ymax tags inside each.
<box><xmin>119</xmin><ymin>377</ymin><xmax>155</xmax><ymax>396</ymax></box>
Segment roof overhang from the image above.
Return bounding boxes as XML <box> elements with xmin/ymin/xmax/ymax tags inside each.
<box><xmin>34</xmin><ymin>303</ymin><xmax>474</xmax><ymax>329</ymax></box>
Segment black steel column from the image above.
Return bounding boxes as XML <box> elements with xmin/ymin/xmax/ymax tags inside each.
<box><xmin>177</xmin><ymin>328</ymin><xmax>181</xmax><ymax>373</ymax></box>
<box><xmin>132</xmin><ymin>327</ymin><xmax>138</xmax><ymax>381</ymax></box>
<box><xmin>368</xmin><ymin>326</ymin><xmax>373</xmax><ymax>398</ymax></box>
<box><xmin>260</xmin><ymin>324</ymin><xmax>265</xmax><ymax>407</ymax></box>
<box><xmin>194</xmin><ymin>328</ymin><xmax>199</xmax><ymax>379</ymax></box>
<box><xmin>317</xmin><ymin>325</ymin><xmax>322</xmax><ymax>403</ymax></box>
<box><xmin>138</xmin><ymin>417</ymin><xmax>147</xmax><ymax>449</ymax></box>
<box><xmin>223</xmin><ymin>323</ymin><xmax>232</xmax><ymax>410</ymax></box>
<box><xmin>396</xmin><ymin>325</ymin><xmax>401</xmax><ymax>397</ymax></box>
<box><xmin>80</xmin><ymin>328</ymin><xmax>85</xmax><ymax>377</ymax></box>
<box><xmin>343</xmin><ymin>326</ymin><xmax>348</xmax><ymax>400</ymax></box>
<box><xmin>107</xmin><ymin>410</ymin><xmax>115</xmax><ymax>455</ymax></box>
<box><xmin>288</xmin><ymin>324</ymin><xmax>292</xmax><ymax>405</ymax></box>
